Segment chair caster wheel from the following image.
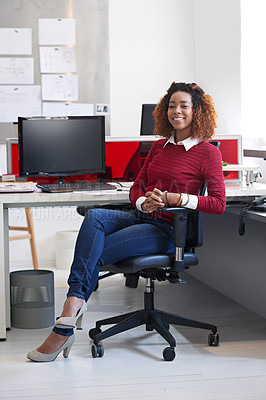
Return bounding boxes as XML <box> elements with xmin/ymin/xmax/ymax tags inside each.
<box><xmin>208</xmin><ymin>333</ymin><xmax>219</xmax><ymax>346</ymax></box>
<box><xmin>91</xmin><ymin>343</ymin><xmax>104</xmax><ymax>358</ymax></box>
<box><xmin>163</xmin><ymin>347</ymin><xmax>175</xmax><ymax>361</ymax></box>
<box><xmin>89</xmin><ymin>327</ymin><xmax>102</xmax><ymax>340</ymax></box>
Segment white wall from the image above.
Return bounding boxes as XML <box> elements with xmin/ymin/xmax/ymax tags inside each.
<box><xmin>241</xmin><ymin>0</ymin><xmax>266</xmax><ymax>142</ymax></box>
<box><xmin>193</xmin><ymin>0</ymin><xmax>241</xmax><ymax>136</ymax></box>
<box><xmin>109</xmin><ymin>0</ymin><xmax>196</xmax><ymax>137</ymax></box>
<box><xmin>109</xmin><ymin>0</ymin><xmax>242</xmax><ymax>138</ymax></box>
<box><xmin>241</xmin><ymin>0</ymin><xmax>266</xmax><ymax>182</ymax></box>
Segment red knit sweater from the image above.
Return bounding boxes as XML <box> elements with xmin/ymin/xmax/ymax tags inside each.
<box><xmin>129</xmin><ymin>139</ymin><xmax>226</xmax><ymax>224</ymax></box>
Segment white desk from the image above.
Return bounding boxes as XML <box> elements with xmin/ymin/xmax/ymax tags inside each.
<box><xmin>225</xmin><ymin>181</ymin><xmax>266</xmax><ymax>201</ymax></box>
<box><xmin>190</xmin><ymin>206</ymin><xmax>266</xmax><ymax>319</ymax></box>
<box><xmin>1</xmin><ymin>182</ymin><xmax>266</xmax><ymax>340</ymax></box>
<box><xmin>0</xmin><ymin>189</ymin><xmax>130</xmax><ymax>340</ymax></box>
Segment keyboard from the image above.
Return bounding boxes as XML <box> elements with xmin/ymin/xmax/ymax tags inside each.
<box><xmin>37</xmin><ymin>181</ymin><xmax>117</xmax><ymax>193</ymax></box>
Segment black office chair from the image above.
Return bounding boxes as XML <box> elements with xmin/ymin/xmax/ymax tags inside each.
<box><xmin>88</xmin><ymin>204</ymin><xmax>219</xmax><ymax>361</ymax></box>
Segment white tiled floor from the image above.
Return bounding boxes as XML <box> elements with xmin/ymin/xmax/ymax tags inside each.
<box><xmin>1</xmin><ymin>271</ymin><xmax>266</xmax><ymax>399</ymax></box>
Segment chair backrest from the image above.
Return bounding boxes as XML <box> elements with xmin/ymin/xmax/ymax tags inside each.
<box><xmin>185</xmin><ymin>140</ymin><xmax>220</xmax><ymax>250</ymax></box>
<box><xmin>185</xmin><ymin>212</ymin><xmax>203</xmax><ymax>249</ymax></box>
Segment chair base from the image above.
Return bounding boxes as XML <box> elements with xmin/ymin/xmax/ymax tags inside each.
<box><xmin>89</xmin><ymin>278</ymin><xmax>219</xmax><ymax>360</ymax></box>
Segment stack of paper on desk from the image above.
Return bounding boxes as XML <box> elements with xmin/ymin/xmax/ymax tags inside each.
<box><xmin>0</xmin><ymin>181</ymin><xmax>37</xmax><ymax>193</ymax></box>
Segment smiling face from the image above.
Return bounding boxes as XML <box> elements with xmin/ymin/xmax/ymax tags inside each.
<box><xmin>167</xmin><ymin>91</ymin><xmax>193</xmax><ymax>141</ymax></box>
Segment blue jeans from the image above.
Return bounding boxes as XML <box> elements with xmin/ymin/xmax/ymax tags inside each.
<box><xmin>53</xmin><ymin>208</ymin><xmax>175</xmax><ymax>337</ymax></box>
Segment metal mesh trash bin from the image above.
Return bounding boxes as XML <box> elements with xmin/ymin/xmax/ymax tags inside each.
<box><xmin>10</xmin><ymin>270</ymin><xmax>55</xmax><ymax>329</ymax></box>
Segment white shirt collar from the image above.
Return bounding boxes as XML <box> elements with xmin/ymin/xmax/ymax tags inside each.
<box><xmin>163</xmin><ymin>133</ymin><xmax>200</xmax><ymax>151</ymax></box>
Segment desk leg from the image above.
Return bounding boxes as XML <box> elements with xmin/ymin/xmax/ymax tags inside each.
<box><xmin>0</xmin><ymin>204</ymin><xmax>7</xmax><ymax>339</ymax></box>
<box><xmin>4</xmin><ymin>207</ymin><xmax>10</xmax><ymax>330</ymax></box>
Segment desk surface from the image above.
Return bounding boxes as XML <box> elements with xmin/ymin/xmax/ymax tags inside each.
<box><xmin>0</xmin><ymin>189</ymin><xmax>130</xmax><ymax>208</ymax></box>
<box><xmin>224</xmin><ymin>182</ymin><xmax>266</xmax><ymax>223</ymax></box>
<box><xmin>225</xmin><ymin>182</ymin><xmax>266</xmax><ymax>201</ymax></box>
<box><xmin>1</xmin><ymin>181</ymin><xmax>266</xmax><ymax>207</ymax></box>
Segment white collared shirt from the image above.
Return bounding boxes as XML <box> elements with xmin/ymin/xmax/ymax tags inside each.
<box><xmin>136</xmin><ymin>134</ymin><xmax>199</xmax><ymax>212</ymax></box>
<box><xmin>163</xmin><ymin>134</ymin><xmax>200</xmax><ymax>151</ymax></box>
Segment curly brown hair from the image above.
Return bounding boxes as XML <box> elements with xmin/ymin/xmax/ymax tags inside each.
<box><xmin>153</xmin><ymin>82</ymin><xmax>217</xmax><ymax>141</ymax></box>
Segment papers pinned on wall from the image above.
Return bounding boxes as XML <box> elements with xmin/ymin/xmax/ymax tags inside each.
<box><xmin>39</xmin><ymin>19</ymin><xmax>76</xmax><ymax>45</ymax></box>
<box><xmin>0</xmin><ymin>86</ymin><xmax>42</xmax><ymax>123</ymax></box>
<box><xmin>41</xmin><ymin>74</ymin><xmax>78</xmax><ymax>101</ymax></box>
<box><xmin>0</xmin><ymin>58</ymin><xmax>34</xmax><ymax>84</ymax></box>
<box><xmin>0</xmin><ymin>28</ymin><xmax>32</xmax><ymax>55</ymax></box>
<box><xmin>43</xmin><ymin>102</ymin><xmax>94</xmax><ymax>117</ymax></box>
<box><xmin>39</xmin><ymin>46</ymin><xmax>76</xmax><ymax>73</ymax></box>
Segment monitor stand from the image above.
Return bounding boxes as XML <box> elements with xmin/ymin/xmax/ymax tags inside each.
<box><xmin>57</xmin><ymin>176</ymin><xmax>65</xmax><ymax>185</ymax></box>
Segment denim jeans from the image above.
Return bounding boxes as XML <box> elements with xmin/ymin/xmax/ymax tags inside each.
<box><xmin>53</xmin><ymin>208</ymin><xmax>175</xmax><ymax>337</ymax></box>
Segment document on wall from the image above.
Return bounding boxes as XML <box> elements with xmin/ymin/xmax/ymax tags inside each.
<box><xmin>0</xmin><ymin>86</ymin><xmax>42</xmax><ymax>123</ymax></box>
<box><xmin>39</xmin><ymin>46</ymin><xmax>76</xmax><ymax>73</ymax></box>
<box><xmin>0</xmin><ymin>58</ymin><xmax>34</xmax><ymax>84</ymax></box>
<box><xmin>39</xmin><ymin>19</ymin><xmax>76</xmax><ymax>45</ymax></box>
<box><xmin>41</xmin><ymin>74</ymin><xmax>78</xmax><ymax>101</ymax></box>
<box><xmin>43</xmin><ymin>102</ymin><xmax>94</xmax><ymax>117</ymax></box>
<box><xmin>0</xmin><ymin>28</ymin><xmax>32</xmax><ymax>55</ymax></box>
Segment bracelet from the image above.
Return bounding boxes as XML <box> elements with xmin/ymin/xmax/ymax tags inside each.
<box><xmin>176</xmin><ymin>193</ymin><xmax>183</xmax><ymax>207</ymax></box>
<box><xmin>182</xmin><ymin>194</ymin><xmax>190</xmax><ymax>207</ymax></box>
<box><xmin>165</xmin><ymin>191</ymin><xmax>170</xmax><ymax>207</ymax></box>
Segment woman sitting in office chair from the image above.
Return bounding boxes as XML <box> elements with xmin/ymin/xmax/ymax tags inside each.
<box><xmin>27</xmin><ymin>82</ymin><xmax>226</xmax><ymax>362</ymax></box>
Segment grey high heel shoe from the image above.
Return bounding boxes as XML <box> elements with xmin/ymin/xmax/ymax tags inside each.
<box><xmin>55</xmin><ymin>300</ymin><xmax>87</xmax><ymax>330</ymax></box>
<box><xmin>27</xmin><ymin>334</ymin><xmax>75</xmax><ymax>362</ymax></box>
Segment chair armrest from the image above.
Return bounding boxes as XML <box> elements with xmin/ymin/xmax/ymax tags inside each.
<box><xmin>158</xmin><ymin>206</ymin><xmax>195</xmax><ymax>214</ymax></box>
<box><xmin>158</xmin><ymin>207</ymin><xmax>197</xmax><ymax>272</ymax></box>
<box><xmin>158</xmin><ymin>206</ymin><xmax>195</xmax><ymax>247</ymax></box>
<box><xmin>93</xmin><ymin>203</ymin><xmax>134</xmax><ymax>211</ymax></box>
<box><xmin>77</xmin><ymin>203</ymin><xmax>133</xmax><ymax>217</ymax></box>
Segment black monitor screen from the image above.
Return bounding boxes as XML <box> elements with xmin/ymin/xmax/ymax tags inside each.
<box><xmin>18</xmin><ymin>116</ymin><xmax>105</xmax><ymax>177</ymax></box>
<box><xmin>140</xmin><ymin>104</ymin><xmax>156</xmax><ymax>135</ymax></box>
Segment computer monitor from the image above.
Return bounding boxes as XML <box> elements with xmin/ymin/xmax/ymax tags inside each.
<box><xmin>140</xmin><ymin>104</ymin><xmax>156</xmax><ymax>135</ymax></box>
<box><xmin>18</xmin><ymin>116</ymin><xmax>106</xmax><ymax>180</ymax></box>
